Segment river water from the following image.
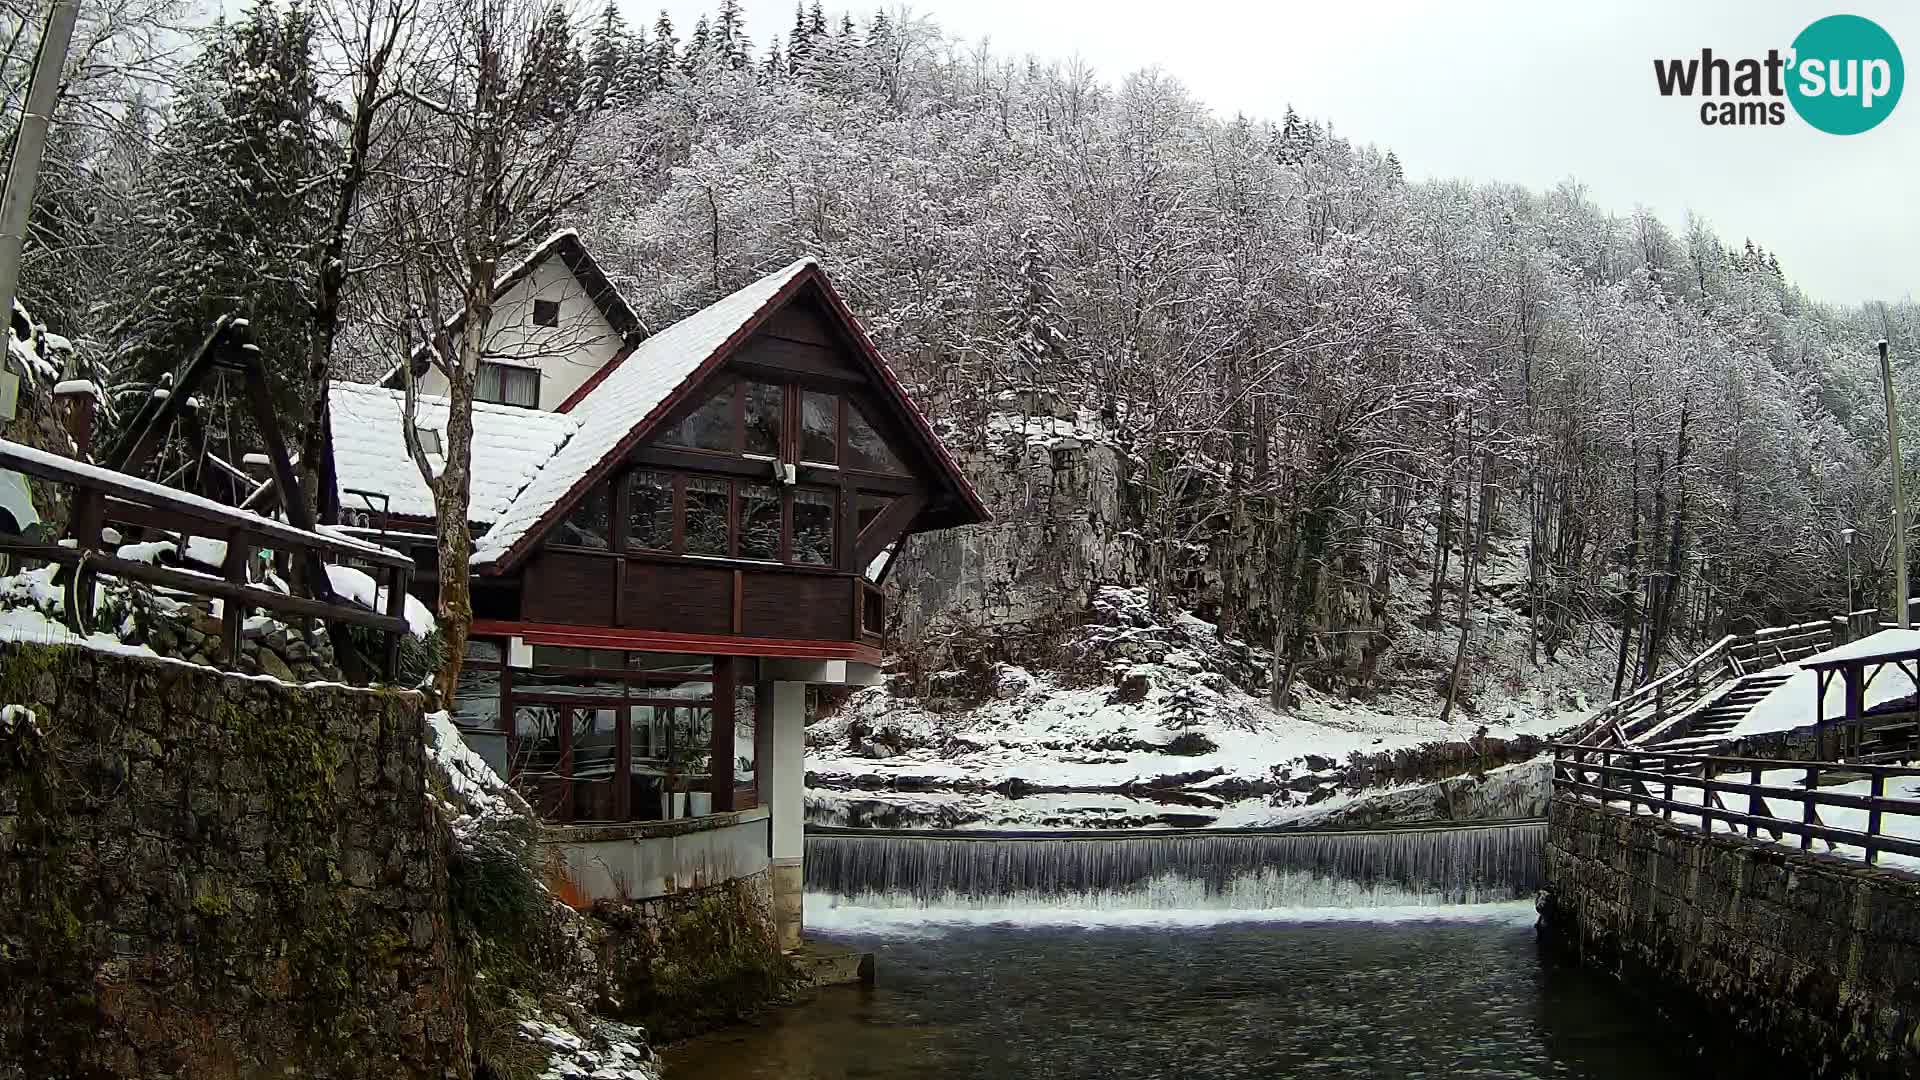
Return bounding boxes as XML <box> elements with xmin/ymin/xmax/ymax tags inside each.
<box><xmin>666</xmin><ymin>902</ymin><xmax>1714</xmax><ymax>1079</ymax></box>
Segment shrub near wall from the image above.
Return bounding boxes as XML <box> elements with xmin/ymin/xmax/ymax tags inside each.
<box><xmin>0</xmin><ymin>642</ymin><xmax>467</xmax><ymax>1079</ymax></box>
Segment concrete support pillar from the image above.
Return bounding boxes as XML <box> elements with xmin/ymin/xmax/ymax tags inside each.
<box><xmin>766</xmin><ymin>680</ymin><xmax>806</xmax><ymax>950</ymax></box>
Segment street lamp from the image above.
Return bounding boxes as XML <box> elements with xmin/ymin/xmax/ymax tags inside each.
<box><xmin>1842</xmin><ymin>528</ymin><xmax>1857</xmax><ymax>613</ymax></box>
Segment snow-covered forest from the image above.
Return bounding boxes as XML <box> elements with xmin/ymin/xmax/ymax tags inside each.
<box><xmin>6</xmin><ymin>0</ymin><xmax>1915</xmax><ymax>709</ymax></box>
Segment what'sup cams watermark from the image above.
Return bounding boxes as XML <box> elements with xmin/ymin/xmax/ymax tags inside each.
<box><xmin>1653</xmin><ymin>14</ymin><xmax>1903</xmax><ymax>134</ymax></box>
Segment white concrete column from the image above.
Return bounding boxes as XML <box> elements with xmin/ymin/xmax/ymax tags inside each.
<box><xmin>766</xmin><ymin>680</ymin><xmax>807</xmax><ymax>949</ymax></box>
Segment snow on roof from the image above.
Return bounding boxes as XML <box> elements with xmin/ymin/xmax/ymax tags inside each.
<box><xmin>1729</xmin><ymin>662</ymin><xmax>1918</xmax><ymax>740</ymax></box>
<box><xmin>327</xmin><ymin>382</ymin><xmax>580</xmax><ymax>523</ymax></box>
<box><xmin>472</xmin><ymin>258</ymin><xmax>817</xmax><ymax>565</ymax></box>
<box><xmin>1799</xmin><ymin>628</ymin><xmax>1920</xmax><ymax>669</ymax></box>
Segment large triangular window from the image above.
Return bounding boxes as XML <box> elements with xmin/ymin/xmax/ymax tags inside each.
<box><xmin>846</xmin><ymin>404</ymin><xmax>907</xmax><ymax>475</ymax></box>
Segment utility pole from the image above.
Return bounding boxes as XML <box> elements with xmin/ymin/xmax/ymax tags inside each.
<box><xmin>0</xmin><ymin>0</ymin><xmax>80</xmax><ymax>322</ymax></box>
<box><xmin>1881</xmin><ymin>339</ymin><xmax>1909</xmax><ymax>628</ymax></box>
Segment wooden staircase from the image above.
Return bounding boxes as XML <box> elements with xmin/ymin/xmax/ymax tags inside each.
<box><xmin>1574</xmin><ymin>611</ymin><xmax>1886</xmax><ymax>753</ymax></box>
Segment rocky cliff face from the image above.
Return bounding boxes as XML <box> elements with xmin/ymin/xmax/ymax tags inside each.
<box><xmin>896</xmin><ymin>402</ymin><xmax>1141</xmax><ymax>668</ymax></box>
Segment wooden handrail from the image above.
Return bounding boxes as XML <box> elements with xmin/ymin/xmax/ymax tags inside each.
<box><xmin>0</xmin><ymin>438</ymin><xmax>408</xmax><ymax>567</ymax></box>
<box><xmin>1551</xmin><ymin>742</ymin><xmax>1920</xmax><ymax>865</ymax></box>
<box><xmin>0</xmin><ymin>435</ymin><xmax>414</xmax><ymax>681</ymax></box>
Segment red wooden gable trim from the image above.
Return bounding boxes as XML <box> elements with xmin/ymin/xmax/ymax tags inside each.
<box><xmin>553</xmin><ymin>339</ymin><xmax>636</xmax><ymax>413</ymax></box>
<box><xmin>471</xmin><ymin>619</ymin><xmax>884</xmax><ymax>664</ymax></box>
<box><xmin>482</xmin><ymin>263</ymin><xmax>990</xmax><ymax>575</ymax></box>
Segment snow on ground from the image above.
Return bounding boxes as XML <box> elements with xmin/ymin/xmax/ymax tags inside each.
<box><xmin>810</xmin><ymin>660</ymin><xmax>1567</xmax><ymax>794</ymax></box>
<box><xmin>517</xmin><ymin>1017</ymin><xmax>658</xmax><ymax>1080</ymax></box>
<box><xmin>1668</xmin><ymin>629</ymin><xmax>1920</xmax><ymax>742</ymax></box>
<box><xmin>425</xmin><ymin>709</ymin><xmax>527</xmax><ymax>832</ymax></box>
<box><xmin>809</xmin><ymin>581</ymin><xmax>1587</xmax><ymax>829</ymax></box>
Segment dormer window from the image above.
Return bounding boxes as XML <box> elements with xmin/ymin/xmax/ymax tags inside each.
<box><xmin>532</xmin><ymin>299</ymin><xmax>561</xmax><ymax>327</ymax></box>
<box><xmin>476</xmin><ymin>361</ymin><xmax>538</xmax><ymax>408</ymax></box>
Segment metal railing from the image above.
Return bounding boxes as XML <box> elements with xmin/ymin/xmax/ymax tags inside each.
<box><xmin>1551</xmin><ymin>742</ymin><xmax>1920</xmax><ymax>866</ymax></box>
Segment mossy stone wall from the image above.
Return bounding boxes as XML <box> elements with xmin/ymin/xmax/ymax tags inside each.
<box><xmin>0</xmin><ymin>642</ymin><xmax>466</xmax><ymax>1079</ymax></box>
<box><xmin>592</xmin><ymin>871</ymin><xmax>796</xmax><ymax>1044</ymax></box>
<box><xmin>1544</xmin><ymin>795</ymin><xmax>1920</xmax><ymax>1079</ymax></box>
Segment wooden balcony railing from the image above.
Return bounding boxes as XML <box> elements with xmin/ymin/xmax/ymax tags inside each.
<box><xmin>0</xmin><ymin>437</ymin><xmax>413</xmax><ymax>680</ymax></box>
<box><xmin>1551</xmin><ymin>742</ymin><xmax>1920</xmax><ymax>867</ymax></box>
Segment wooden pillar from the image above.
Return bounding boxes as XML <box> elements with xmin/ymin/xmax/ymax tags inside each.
<box><xmin>711</xmin><ymin>655</ymin><xmax>736</xmax><ymax>812</ymax></box>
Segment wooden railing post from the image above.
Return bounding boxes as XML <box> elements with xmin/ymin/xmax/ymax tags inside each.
<box><xmin>1801</xmin><ymin>765</ymin><xmax>1819</xmax><ymax>851</ymax></box>
<box><xmin>1867</xmin><ymin>772</ymin><xmax>1886</xmax><ymax>866</ymax></box>
<box><xmin>1748</xmin><ymin>765</ymin><xmax>1762</xmax><ymax>837</ymax></box>
<box><xmin>1699</xmin><ymin>757</ymin><xmax>1713</xmax><ymax>835</ymax></box>
<box><xmin>1662</xmin><ymin>755</ymin><xmax>1674</xmax><ymax>821</ymax></box>
<box><xmin>220</xmin><ymin>535</ymin><xmax>249</xmax><ymax>667</ymax></box>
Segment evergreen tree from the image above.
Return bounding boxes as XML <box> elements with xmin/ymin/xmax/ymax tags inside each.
<box><xmin>650</xmin><ymin>11</ymin><xmax>679</xmax><ymax>87</ymax></box>
<box><xmin>810</xmin><ymin>1</ymin><xmax>828</xmax><ymax>36</ymax></box>
<box><xmin>522</xmin><ymin>5</ymin><xmax>586</xmax><ymax>122</ymax></box>
<box><xmin>715</xmin><ymin>0</ymin><xmax>750</xmax><ymax>69</ymax></box>
<box><xmin>789</xmin><ymin>2</ymin><xmax>811</xmax><ymax>71</ymax></box>
<box><xmin>123</xmin><ymin>1</ymin><xmax>328</xmax><ymax>424</ymax></box>
<box><xmin>686</xmin><ymin>15</ymin><xmax>710</xmax><ymax>72</ymax></box>
<box><xmin>764</xmin><ymin>37</ymin><xmax>784</xmax><ymax>79</ymax></box>
<box><xmin>585</xmin><ymin>0</ymin><xmax>628</xmax><ymax>108</ymax></box>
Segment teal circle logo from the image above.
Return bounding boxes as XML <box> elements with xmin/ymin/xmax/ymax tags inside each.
<box><xmin>1788</xmin><ymin>14</ymin><xmax>1903</xmax><ymax>134</ymax></box>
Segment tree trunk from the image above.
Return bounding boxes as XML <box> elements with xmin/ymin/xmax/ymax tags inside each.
<box><xmin>1439</xmin><ymin>450</ymin><xmax>1492</xmax><ymax>727</ymax></box>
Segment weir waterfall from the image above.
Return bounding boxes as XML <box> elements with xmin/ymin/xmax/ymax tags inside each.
<box><xmin>805</xmin><ymin>820</ymin><xmax>1546</xmax><ymax>910</ymax></box>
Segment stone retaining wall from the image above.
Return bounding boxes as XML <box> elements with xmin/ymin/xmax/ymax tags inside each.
<box><xmin>1542</xmin><ymin>794</ymin><xmax>1920</xmax><ymax>1078</ymax></box>
<box><xmin>0</xmin><ymin>642</ymin><xmax>465</xmax><ymax>1078</ymax></box>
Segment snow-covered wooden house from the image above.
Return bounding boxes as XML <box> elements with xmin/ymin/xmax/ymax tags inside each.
<box><xmin>319</xmin><ymin>233</ymin><xmax>986</xmax><ymax>943</ymax></box>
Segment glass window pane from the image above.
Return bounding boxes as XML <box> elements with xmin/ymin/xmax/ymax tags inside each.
<box><xmin>684</xmin><ymin>477</ymin><xmax>730</xmax><ymax>555</ymax></box>
<box><xmin>846</xmin><ymin>404</ymin><xmax>907</xmax><ymax>474</ymax></box>
<box><xmin>625</xmin><ymin>470</ymin><xmax>674</xmax><ymax>551</ymax></box>
<box><xmin>626</xmin><ymin>652</ymin><xmax>715</xmax><ymax>675</ymax></box>
<box><xmin>504</xmin><ymin>367</ymin><xmax>539</xmax><ymax>407</ymax></box>
<box><xmin>453</xmin><ymin>664</ymin><xmax>501</xmax><ymax>727</ymax></box>
<box><xmin>510</xmin><ymin>704</ymin><xmax>567</xmax><ymax>818</ymax></box>
<box><xmin>570</xmin><ymin>707</ymin><xmax>621</xmax><ymax>821</ymax></box>
<box><xmin>554</xmin><ymin>482</ymin><xmax>611</xmax><ymax>548</ymax></box>
<box><xmin>739</xmin><ymin>483</ymin><xmax>782</xmax><ymax>560</ymax></box>
<box><xmin>659</xmin><ymin>381</ymin><xmax>736</xmax><ymax>451</ymax></box>
<box><xmin>531</xmin><ymin>645</ymin><xmax>626</xmax><ymax>670</ymax></box>
<box><xmin>465</xmin><ymin>639</ymin><xmax>503</xmax><ymax>664</ymax></box>
<box><xmin>477</xmin><ymin>362</ymin><xmax>502</xmax><ymax>403</ymax></box>
<box><xmin>744</xmin><ymin>382</ymin><xmax>783</xmax><ymax>457</ymax></box>
<box><xmin>800</xmin><ymin>391</ymin><xmax>837</xmax><ymax>463</ymax></box>
<box><xmin>792</xmin><ymin>488</ymin><xmax>835</xmax><ymax>566</ymax></box>
<box><xmin>733</xmin><ymin>679</ymin><xmax>757</xmax><ymax>791</ymax></box>
<box><xmin>516</xmin><ymin>671</ymin><xmax>626</xmax><ymax>698</ymax></box>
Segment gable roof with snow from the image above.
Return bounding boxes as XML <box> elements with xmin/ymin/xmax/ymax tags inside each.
<box><xmin>470</xmin><ymin>257</ymin><xmax>990</xmax><ymax>571</ymax></box>
<box><xmin>380</xmin><ymin>229</ymin><xmax>643</xmax><ymax>389</ymax></box>
<box><xmin>471</xmin><ymin>258</ymin><xmax>818</xmax><ymax>566</ymax></box>
<box><xmin>331</xmin><ymin>248</ymin><xmax>990</xmax><ymax>571</ymax></box>
<box><xmin>327</xmin><ymin>382</ymin><xmax>579</xmax><ymax>524</ymax></box>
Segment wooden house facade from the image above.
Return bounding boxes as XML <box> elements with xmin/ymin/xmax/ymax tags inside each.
<box><xmin>322</xmin><ymin>240</ymin><xmax>986</xmax><ymax>937</ymax></box>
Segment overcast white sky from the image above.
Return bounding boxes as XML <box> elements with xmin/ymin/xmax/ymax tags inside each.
<box><xmin>637</xmin><ymin>0</ymin><xmax>1917</xmax><ymax>307</ymax></box>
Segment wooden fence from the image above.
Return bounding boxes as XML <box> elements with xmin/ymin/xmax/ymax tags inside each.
<box><xmin>1574</xmin><ymin>614</ymin><xmax>1884</xmax><ymax>749</ymax></box>
<box><xmin>1551</xmin><ymin>742</ymin><xmax>1920</xmax><ymax>866</ymax></box>
<box><xmin>0</xmin><ymin>437</ymin><xmax>413</xmax><ymax>679</ymax></box>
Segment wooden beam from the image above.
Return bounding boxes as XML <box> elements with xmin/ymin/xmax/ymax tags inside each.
<box><xmin>855</xmin><ymin>491</ymin><xmax>926</xmax><ymax>567</ymax></box>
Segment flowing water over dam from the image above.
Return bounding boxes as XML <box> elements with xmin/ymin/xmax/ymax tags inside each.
<box><xmin>667</xmin><ymin>820</ymin><xmax>1772</xmax><ymax>1077</ymax></box>
<box><xmin>804</xmin><ymin>819</ymin><xmax>1546</xmax><ymax>909</ymax></box>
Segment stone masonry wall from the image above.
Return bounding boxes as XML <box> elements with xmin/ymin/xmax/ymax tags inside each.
<box><xmin>0</xmin><ymin>642</ymin><xmax>466</xmax><ymax>1079</ymax></box>
<box><xmin>1542</xmin><ymin>795</ymin><xmax>1920</xmax><ymax>1078</ymax></box>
